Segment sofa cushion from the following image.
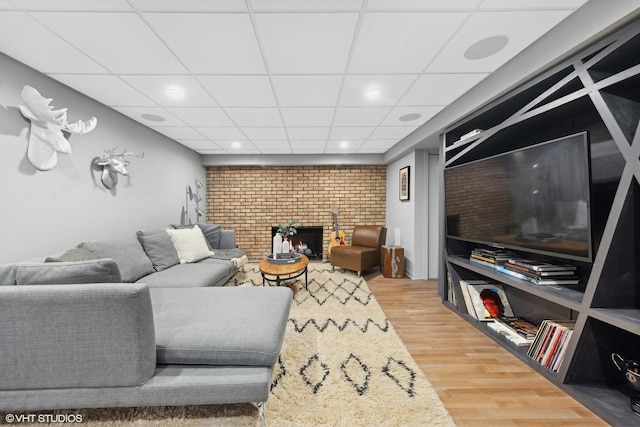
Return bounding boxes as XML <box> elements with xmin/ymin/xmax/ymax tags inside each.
<box><xmin>136</xmin><ymin>262</ymin><xmax>233</xmax><ymax>288</ymax></box>
<box><xmin>137</xmin><ymin>230</ymin><xmax>180</xmax><ymax>272</ymax></box>
<box><xmin>13</xmin><ymin>259</ymin><xmax>122</xmax><ymax>285</ymax></box>
<box><xmin>198</xmin><ymin>224</ymin><xmax>222</xmax><ymax>249</ymax></box>
<box><xmin>44</xmin><ymin>247</ymin><xmax>97</xmax><ymax>263</ymax></box>
<box><xmin>166</xmin><ymin>225</ymin><xmax>212</xmax><ymax>264</ymax></box>
<box><xmin>149</xmin><ymin>287</ymin><xmax>292</xmax><ymax>367</ymax></box>
<box><xmin>79</xmin><ymin>234</ymin><xmax>155</xmax><ymax>283</ymax></box>
<box><xmin>0</xmin><ymin>283</ymin><xmax>156</xmax><ymax>390</ymax></box>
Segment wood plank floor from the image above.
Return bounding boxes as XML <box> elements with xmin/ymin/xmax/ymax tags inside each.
<box><xmin>365</xmin><ymin>271</ymin><xmax>608</xmax><ymax>427</ymax></box>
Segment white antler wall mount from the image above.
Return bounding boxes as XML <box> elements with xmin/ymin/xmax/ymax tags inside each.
<box><xmin>95</xmin><ymin>146</ymin><xmax>145</xmax><ymax>189</ymax></box>
<box><xmin>19</xmin><ymin>85</ymin><xmax>97</xmax><ymax>171</ymax></box>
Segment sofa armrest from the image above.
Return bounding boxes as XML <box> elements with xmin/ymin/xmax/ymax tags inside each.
<box><xmin>0</xmin><ymin>283</ymin><xmax>156</xmax><ymax>390</ymax></box>
<box><xmin>219</xmin><ymin>230</ymin><xmax>237</xmax><ymax>249</ymax></box>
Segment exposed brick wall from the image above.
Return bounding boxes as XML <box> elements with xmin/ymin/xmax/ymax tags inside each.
<box><xmin>206</xmin><ymin>165</ymin><xmax>386</xmax><ymax>260</ymax></box>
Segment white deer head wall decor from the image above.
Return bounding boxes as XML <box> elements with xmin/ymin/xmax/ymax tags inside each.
<box><xmin>19</xmin><ymin>85</ymin><xmax>97</xmax><ymax>171</ymax></box>
<box><xmin>95</xmin><ymin>147</ymin><xmax>145</xmax><ymax>189</ymax></box>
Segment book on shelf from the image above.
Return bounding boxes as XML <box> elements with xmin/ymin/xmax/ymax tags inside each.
<box><xmin>527</xmin><ymin>319</ymin><xmax>576</xmax><ymax>372</ymax></box>
<box><xmin>495</xmin><ymin>316</ymin><xmax>539</xmax><ymax>339</ymax></box>
<box><xmin>486</xmin><ymin>321</ymin><xmax>534</xmax><ymax>346</ymax></box>
<box><xmin>507</xmin><ymin>258</ymin><xmax>577</xmax><ymax>272</ymax></box>
<box><xmin>459</xmin><ymin>280</ymin><xmax>515</xmax><ymax>321</ymax></box>
<box><xmin>496</xmin><ymin>265</ymin><xmax>580</xmax><ymax>286</ymax></box>
<box><xmin>503</xmin><ymin>261</ymin><xmax>576</xmax><ymax>276</ymax></box>
<box><xmin>470</xmin><ymin>248</ymin><xmax>519</xmax><ymax>268</ymax></box>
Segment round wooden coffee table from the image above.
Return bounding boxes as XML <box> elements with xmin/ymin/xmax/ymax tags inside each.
<box><xmin>259</xmin><ymin>255</ymin><xmax>309</xmax><ymax>288</ymax></box>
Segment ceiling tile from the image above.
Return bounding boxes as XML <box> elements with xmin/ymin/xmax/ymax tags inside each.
<box><xmin>289</xmin><ymin>140</ymin><xmax>327</xmax><ymax>153</ymax></box>
<box><xmin>280</xmin><ymin>108</ymin><xmax>335</xmax><ymax>127</ymax></box>
<box><xmin>130</xmin><ymin>0</ymin><xmax>247</xmax><ymax>11</ymax></box>
<box><xmin>325</xmin><ymin>140</ymin><xmax>359</xmax><ymax>153</ymax></box>
<box><xmin>12</xmin><ymin>0</ymin><xmax>133</xmax><ymax>10</ymax></box>
<box><xmin>271</xmin><ymin>75</ymin><xmax>343</xmax><ymax>107</ymax></box>
<box><xmin>49</xmin><ymin>74</ymin><xmax>155</xmax><ymax>106</ymax></box>
<box><xmin>366</xmin><ymin>0</ymin><xmax>480</xmax><ymax>10</ymax></box>
<box><xmin>224</xmin><ymin>108</ymin><xmax>283</xmax><ymax>127</ymax></box>
<box><xmin>196</xmin><ymin>126</ymin><xmax>247</xmax><ymax>141</ymax></box>
<box><xmin>333</xmin><ymin>107</ymin><xmax>390</xmax><ymax>127</ymax></box>
<box><xmin>0</xmin><ymin>1</ymin><xmax>17</xmax><ymax>9</ymax></box>
<box><xmin>339</xmin><ymin>74</ymin><xmax>417</xmax><ymax>106</ymax></box>
<box><xmin>198</xmin><ymin>75</ymin><xmax>276</xmax><ymax>107</ymax></box>
<box><xmin>31</xmin><ymin>12</ymin><xmax>187</xmax><ymax>74</ymax></box>
<box><xmin>358</xmin><ymin>139</ymin><xmax>398</xmax><ymax>152</ymax></box>
<box><xmin>113</xmin><ymin>106</ymin><xmax>184</xmax><ymax>126</ymax></box>
<box><xmin>219</xmin><ymin>140</ymin><xmax>260</xmax><ymax>153</ymax></box>
<box><xmin>251</xmin><ymin>0</ymin><xmax>362</xmax><ymax>11</ymax></box>
<box><xmin>286</xmin><ymin>127</ymin><xmax>330</xmax><ymax>140</ymax></box>
<box><xmin>177</xmin><ymin>139</ymin><xmax>223</xmax><ymax>151</ymax></box>
<box><xmin>252</xmin><ymin>140</ymin><xmax>292</xmax><ymax>153</ymax></box>
<box><xmin>122</xmin><ymin>75</ymin><xmax>217</xmax><ymax>107</ymax></box>
<box><xmin>167</xmin><ymin>107</ymin><xmax>235</xmax><ymax>127</ymax></box>
<box><xmin>427</xmin><ymin>10</ymin><xmax>574</xmax><ymax>73</ymax></box>
<box><xmin>381</xmin><ymin>105</ymin><xmax>444</xmax><ymax>126</ymax></box>
<box><xmin>0</xmin><ymin>12</ymin><xmax>107</xmax><ymax>73</ymax></box>
<box><xmin>349</xmin><ymin>12</ymin><xmax>468</xmax><ymax>73</ymax></box>
<box><xmin>399</xmin><ymin>73</ymin><xmax>487</xmax><ymax>106</ymax></box>
<box><xmin>480</xmin><ymin>0</ymin><xmax>588</xmax><ymax>10</ymax></box>
<box><xmin>241</xmin><ymin>127</ymin><xmax>287</xmax><ymax>140</ymax></box>
<box><xmin>329</xmin><ymin>127</ymin><xmax>375</xmax><ymax>140</ymax></box>
<box><xmin>254</xmin><ymin>12</ymin><xmax>358</xmax><ymax>74</ymax></box>
<box><xmin>150</xmin><ymin>126</ymin><xmax>205</xmax><ymax>140</ymax></box>
<box><xmin>144</xmin><ymin>13</ymin><xmax>265</xmax><ymax>74</ymax></box>
<box><xmin>368</xmin><ymin>126</ymin><xmax>415</xmax><ymax>140</ymax></box>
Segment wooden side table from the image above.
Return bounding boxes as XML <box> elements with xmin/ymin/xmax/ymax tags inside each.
<box><xmin>381</xmin><ymin>246</ymin><xmax>404</xmax><ymax>278</ymax></box>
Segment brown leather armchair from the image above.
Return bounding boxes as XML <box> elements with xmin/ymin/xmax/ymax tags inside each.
<box><xmin>330</xmin><ymin>225</ymin><xmax>387</xmax><ymax>276</ymax></box>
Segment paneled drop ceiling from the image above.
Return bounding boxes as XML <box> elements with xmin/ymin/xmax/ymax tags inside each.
<box><xmin>0</xmin><ymin>0</ymin><xmax>588</xmax><ymax>155</ymax></box>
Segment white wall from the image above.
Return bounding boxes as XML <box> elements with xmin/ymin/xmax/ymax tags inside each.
<box><xmin>386</xmin><ymin>150</ymin><xmax>440</xmax><ymax>279</ymax></box>
<box><xmin>0</xmin><ymin>53</ymin><xmax>205</xmax><ymax>264</ymax></box>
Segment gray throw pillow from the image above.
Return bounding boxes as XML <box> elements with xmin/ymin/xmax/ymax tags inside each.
<box><xmin>137</xmin><ymin>230</ymin><xmax>180</xmax><ymax>272</ymax></box>
<box><xmin>79</xmin><ymin>234</ymin><xmax>155</xmax><ymax>283</ymax></box>
<box><xmin>14</xmin><ymin>259</ymin><xmax>122</xmax><ymax>285</ymax></box>
<box><xmin>45</xmin><ymin>247</ymin><xmax>98</xmax><ymax>263</ymax></box>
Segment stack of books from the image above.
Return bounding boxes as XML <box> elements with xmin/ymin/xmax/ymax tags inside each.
<box><xmin>469</xmin><ymin>248</ymin><xmax>519</xmax><ymax>269</ymax></box>
<box><xmin>528</xmin><ymin>320</ymin><xmax>576</xmax><ymax>372</ymax></box>
<box><xmin>487</xmin><ymin>316</ymin><xmax>539</xmax><ymax>347</ymax></box>
<box><xmin>497</xmin><ymin>258</ymin><xmax>579</xmax><ymax>285</ymax></box>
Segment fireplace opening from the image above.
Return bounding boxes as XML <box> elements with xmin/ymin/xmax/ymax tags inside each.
<box><xmin>271</xmin><ymin>226</ymin><xmax>323</xmax><ymax>260</ymax></box>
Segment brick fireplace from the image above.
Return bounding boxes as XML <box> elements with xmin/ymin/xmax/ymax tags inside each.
<box><xmin>205</xmin><ymin>165</ymin><xmax>386</xmax><ymax>261</ymax></box>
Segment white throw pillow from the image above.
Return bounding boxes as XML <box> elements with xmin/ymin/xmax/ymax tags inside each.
<box><xmin>166</xmin><ymin>225</ymin><xmax>213</xmax><ymax>264</ymax></box>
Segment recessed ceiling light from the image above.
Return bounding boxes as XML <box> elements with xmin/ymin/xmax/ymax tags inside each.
<box><xmin>140</xmin><ymin>113</ymin><xmax>166</xmax><ymax>123</ymax></box>
<box><xmin>464</xmin><ymin>35</ymin><xmax>509</xmax><ymax>60</ymax></box>
<box><xmin>365</xmin><ymin>89</ymin><xmax>382</xmax><ymax>100</ymax></box>
<box><xmin>230</xmin><ymin>141</ymin><xmax>242</xmax><ymax>149</ymax></box>
<box><xmin>165</xmin><ymin>86</ymin><xmax>184</xmax><ymax>99</ymax></box>
<box><xmin>399</xmin><ymin>113</ymin><xmax>422</xmax><ymax>122</ymax></box>
<box><xmin>339</xmin><ymin>141</ymin><xmax>349</xmax><ymax>149</ymax></box>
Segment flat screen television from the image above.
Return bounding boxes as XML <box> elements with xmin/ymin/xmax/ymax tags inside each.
<box><xmin>444</xmin><ymin>131</ymin><xmax>592</xmax><ymax>262</ymax></box>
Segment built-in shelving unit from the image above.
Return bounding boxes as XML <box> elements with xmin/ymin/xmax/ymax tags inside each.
<box><xmin>439</xmin><ymin>18</ymin><xmax>640</xmax><ymax>427</ymax></box>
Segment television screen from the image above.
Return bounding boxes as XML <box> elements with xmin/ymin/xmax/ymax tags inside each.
<box><xmin>444</xmin><ymin>131</ymin><xmax>592</xmax><ymax>261</ymax></box>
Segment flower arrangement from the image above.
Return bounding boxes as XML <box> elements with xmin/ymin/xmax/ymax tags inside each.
<box><xmin>277</xmin><ymin>219</ymin><xmax>300</xmax><ymax>238</ymax></box>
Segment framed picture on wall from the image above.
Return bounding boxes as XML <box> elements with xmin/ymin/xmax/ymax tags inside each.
<box><xmin>399</xmin><ymin>166</ymin><xmax>410</xmax><ymax>201</ymax></box>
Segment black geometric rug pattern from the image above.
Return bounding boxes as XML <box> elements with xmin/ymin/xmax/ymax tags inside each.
<box><xmin>229</xmin><ymin>263</ymin><xmax>455</xmax><ymax>426</ymax></box>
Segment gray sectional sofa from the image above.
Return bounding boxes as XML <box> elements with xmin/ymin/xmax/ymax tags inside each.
<box><xmin>0</xmin><ymin>224</ymin><xmax>293</xmax><ymax>414</ymax></box>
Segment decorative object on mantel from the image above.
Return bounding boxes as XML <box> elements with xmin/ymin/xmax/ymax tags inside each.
<box><xmin>399</xmin><ymin>166</ymin><xmax>410</xmax><ymax>201</ymax></box>
<box><xmin>277</xmin><ymin>219</ymin><xmax>300</xmax><ymax>253</ymax></box>
<box><xmin>94</xmin><ymin>146</ymin><xmax>144</xmax><ymax>189</ymax></box>
<box><xmin>18</xmin><ymin>85</ymin><xmax>97</xmax><ymax>171</ymax></box>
